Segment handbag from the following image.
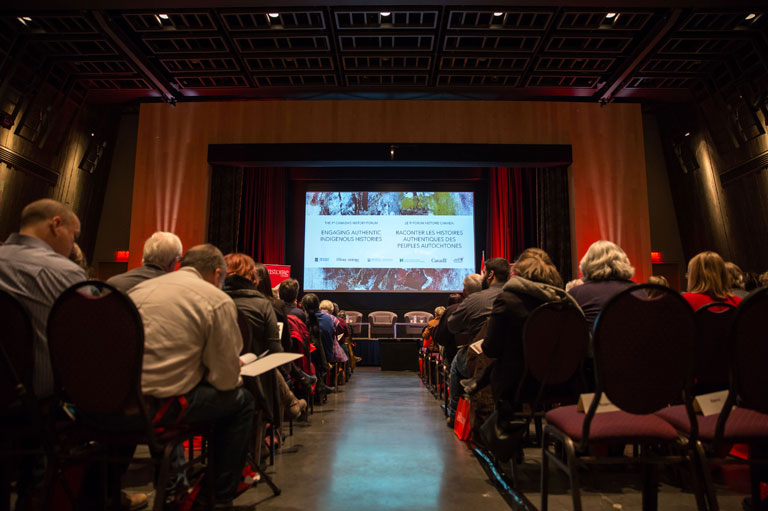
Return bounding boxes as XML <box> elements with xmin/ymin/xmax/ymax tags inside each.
<box><xmin>478</xmin><ymin>400</ymin><xmax>528</xmax><ymax>462</ymax></box>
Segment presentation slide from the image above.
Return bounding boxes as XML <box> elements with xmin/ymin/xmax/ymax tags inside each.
<box><xmin>304</xmin><ymin>191</ymin><xmax>475</xmax><ymax>292</ymax></box>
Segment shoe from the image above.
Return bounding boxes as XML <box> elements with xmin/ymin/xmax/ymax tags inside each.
<box><xmin>298</xmin><ymin>370</ymin><xmax>317</xmax><ymax>388</ymax></box>
<box><xmin>460</xmin><ymin>378</ymin><xmax>478</xmax><ymax>396</ymax></box>
<box><xmin>120</xmin><ymin>491</ymin><xmax>148</xmax><ymax>510</ymax></box>
<box><xmin>287</xmin><ymin>398</ymin><xmax>307</xmax><ymax>420</ymax></box>
<box><xmin>446</xmin><ymin>415</ymin><xmax>455</xmax><ymax>429</ymax></box>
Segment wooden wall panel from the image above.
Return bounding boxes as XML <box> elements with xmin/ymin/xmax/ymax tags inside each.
<box><xmin>131</xmin><ymin>100</ymin><xmax>651</xmax><ymax>282</ymax></box>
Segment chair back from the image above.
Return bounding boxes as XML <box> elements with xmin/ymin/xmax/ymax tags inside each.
<box><xmin>368</xmin><ymin>311</ymin><xmax>397</xmax><ymax>325</ymax></box>
<box><xmin>404</xmin><ymin>311</ymin><xmax>433</xmax><ymax>324</ymax></box>
<box><xmin>522</xmin><ymin>300</ymin><xmax>590</xmax><ymax>388</ymax></box>
<box><xmin>593</xmin><ymin>284</ymin><xmax>695</xmax><ymax>415</ymax></box>
<box><xmin>729</xmin><ymin>287</ymin><xmax>768</xmax><ymax>414</ymax></box>
<box><xmin>0</xmin><ymin>289</ymin><xmax>35</xmax><ymax>407</ymax></box>
<box><xmin>48</xmin><ymin>281</ymin><xmax>146</xmax><ymax>419</ymax></box>
<box><xmin>693</xmin><ymin>301</ymin><xmax>736</xmax><ymax>393</ymax></box>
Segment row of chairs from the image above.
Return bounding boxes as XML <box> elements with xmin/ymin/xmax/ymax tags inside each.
<box><xmin>1</xmin><ymin>281</ymin><xmax>280</xmax><ymax>510</ymax></box>
<box><xmin>420</xmin><ymin>284</ymin><xmax>768</xmax><ymax>511</ymax></box>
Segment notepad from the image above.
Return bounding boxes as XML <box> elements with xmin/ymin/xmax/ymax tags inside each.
<box><xmin>239</xmin><ymin>352</ymin><xmax>303</xmax><ymax>377</ymax></box>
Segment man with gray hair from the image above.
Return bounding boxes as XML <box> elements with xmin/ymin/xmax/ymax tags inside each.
<box><xmin>128</xmin><ymin>244</ymin><xmax>255</xmax><ymax>510</ymax></box>
<box><xmin>107</xmin><ymin>231</ymin><xmax>182</xmax><ymax>293</ymax></box>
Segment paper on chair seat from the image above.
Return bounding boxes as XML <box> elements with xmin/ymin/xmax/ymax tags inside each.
<box><xmin>577</xmin><ymin>393</ymin><xmax>619</xmax><ymax>413</ymax></box>
<box><xmin>694</xmin><ymin>390</ymin><xmax>729</xmax><ymax>416</ymax></box>
<box><xmin>240</xmin><ymin>352</ymin><xmax>303</xmax><ymax>377</ymax></box>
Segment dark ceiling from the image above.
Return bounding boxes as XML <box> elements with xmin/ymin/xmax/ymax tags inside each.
<box><xmin>1</xmin><ymin>2</ymin><xmax>767</xmax><ymax>108</ymax></box>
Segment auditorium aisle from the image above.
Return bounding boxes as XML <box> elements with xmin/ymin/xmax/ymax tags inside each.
<box><xmin>237</xmin><ymin>367</ymin><xmax>511</xmax><ymax>511</ymax></box>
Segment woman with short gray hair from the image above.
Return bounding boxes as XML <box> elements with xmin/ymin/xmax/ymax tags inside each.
<box><xmin>569</xmin><ymin>240</ymin><xmax>635</xmax><ymax>330</ymax></box>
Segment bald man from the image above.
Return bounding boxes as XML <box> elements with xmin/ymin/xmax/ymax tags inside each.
<box><xmin>0</xmin><ymin>198</ymin><xmax>87</xmax><ymax>397</ymax></box>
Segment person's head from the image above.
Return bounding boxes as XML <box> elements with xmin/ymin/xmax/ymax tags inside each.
<box><xmin>252</xmin><ymin>262</ymin><xmax>273</xmax><ymax>299</ymax></box>
<box><xmin>565</xmin><ymin>279</ymin><xmax>583</xmax><ymax>293</ymax></box>
<box><xmin>19</xmin><ymin>199</ymin><xmax>81</xmax><ymax>258</ymax></box>
<box><xmin>332</xmin><ymin>302</ymin><xmax>340</xmax><ymax>315</ymax></box>
<box><xmin>278</xmin><ymin>278</ymin><xmax>300</xmax><ymax>304</ymax></box>
<box><xmin>760</xmin><ymin>271</ymin><xmax>768</xmax><ymax>288</ymax></box>
<box><xmin>724</xmin><ymin>262</ymin><xmax>744</xmax><ymax>290</ymax></box>
<box><xmin>448</xmin><ymin>292</ymin><xmax>464</xmax><ymax>305</ymax></box>
<box><xmin>338</xmin><ymin>310</ymin><xmax>347</xmax><ymax>321</ymax></box>
<box><xmin>319</xmin><ymin>299</ymin><xmax>334</xmax><ymax>313</ymax></box>
<box><xmin>462</xmin><ymin>273</ymin><xmax>483</xmax><ymax>296</ymax></box>
<box><xmin>180</xmin><ymin>244</ymin><xmax>226</xmax><ymax>288</ymax></box>
<box><xmin>482</xmin><ymin>258</ymin><xmax>511</xmax><ymax>288</ymax></box>
<box><xmin>301</xmin><ymin>293</ymin><xmax>320</xmax><ymax>314</ymax></box>
<box><xmin>434</xmin><ymin>305</ymin><xmax>446</xmax><ymax>318</ymax></box>
<box><xmin>513</xmin><ymin>248</ymin><xmax>564</xmax><ymax>288</ymax></box>
<box><xmin>579</xmin><ymin>240</ymin><xmax>635</xmax><ymax>281</ymax></box>
<box><xmin>744</xmin><ymin>272</ymin><xmax>761</xmax><ymax>292</ymax></box>
<box><xmin>142</xmin><ymin>231</ymin><xmax>183</xmax><ymax>272</ymax></box>
<box><xmin>686</xmin><ymin>251</ymin><xmax>729</xmax><ymax>299</ymax></box>
<box><xmin>647</xmin><ymin>275</ymin><xmax>670</xmax><ymax>288</ymax></box>
<box><xmin>224</xmin><ymin>252</ymin><xmax>257</xmax><ymax>283</ymax></box>
<box><xmin>69</xmin><ymin>242</ymin><xmax>88</xmax><ymax>272</ymax></box>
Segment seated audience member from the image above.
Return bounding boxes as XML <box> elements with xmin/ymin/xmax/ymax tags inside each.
<box><xmin>301</xmin><ymin>293</ymin><xmax>334</xmax><ymax>394</ymax></box>
<box><xmin>0</xmin><ymin>199</ymin><xmax>87</xmax><ymax>398</ymax></box>
<box><xmin>568</xmin><ymin>240</ymin><xmax>635</xmax><ymax>330</ymax></box>
<box><xmin>724</xmin><ymin>262</ymin><xmax>748</xmax><ymax>299</ymax></box>
<box><xmin>470</xmin><ymin>248</ymin><xmax>574</xmax><ymax>402</ymax></box>
<box><xmin>421</xmin><ymin>306</ymin><xmax>445</xmax><ymax>351</ymax></box>
<box><xmin>446</xmin><ymin>258</ymin><xmax>511</xmax><ymax>425</ymax></box>
<box><xmin>646</xmin><ymin>275</ymin><xmax>670</xmax><ymax>299</ymax></box>
<box><xmin>682</xmin><ymin>251</ymin><xmax>742</xmax><ymax>310</ymax></box>
<box><xmin>70</xmin><ymin>242</ymin><xmax>95</xmax><ymax>278</ymax></box>
<box><xmin>252</xmin><ymin>263</ymin><xmax>292</xmax><ymax>352</ymax></box>
<box><xmin>0</xmin><ymin>199</ymin><xmax>93</xmax><ymax>509</ymax></box>
<box><xmin>128</xmin><ymin>244</ymin><xmax>254</xmax><ymax>510</ymax></box>
<box><xmin>759</xmin><ymin>271</ymin><xmax>768</xmax><ymax>288</ymax></box>
<box><xmin>744</xmin><ymin>272</ymin><xmax>762</xmax><ymax>293</ymax></box>
<box><xmin>277</xmin><ymin>278</ymin><xmax>307</xmax><ymax>323</ymax></box>
<box><xmin>433</xmin><ymin>274</ymin><xmax>481</xmax><ymax>366</ymax></box>
<box><xmin>319</xmin><ymin>300</ymin><xmax>349</xmax><ymax>364</ymax></box>
<box><xmin>223</xmin><ymin>253</ymin><xmax>306</xmax><ymax>420</ymax></box>
<box><xmin>107</xmin><ymin>231</ymin><xmax>182</xmax><ymax>293</ymax></box>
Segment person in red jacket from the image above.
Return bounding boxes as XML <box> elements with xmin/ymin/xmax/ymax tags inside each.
<box><xmin>682</xmin><ymin>251</ymin><xmax>742</xmax><ymax>310</ymax></box>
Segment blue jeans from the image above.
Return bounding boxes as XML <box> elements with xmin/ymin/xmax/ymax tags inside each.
<box><xmin>448</xmin><ymin>347</ymin><xmax>468</xmax><ymax>418</ymax></box>
<box><xmin>157</xmin><ymin>382</ymin><xmax>255</xmax><ymax>504</ymax></box>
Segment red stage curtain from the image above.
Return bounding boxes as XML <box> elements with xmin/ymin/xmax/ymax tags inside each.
<box><xmin>240</xmin><ymin>168</ymin><xmax>286</xmax><ymax>264</ymax></box>
<box><xmin>489</xmin><ymin>167</ymin><xmax>527</xmax><ymax>261</ymax></box>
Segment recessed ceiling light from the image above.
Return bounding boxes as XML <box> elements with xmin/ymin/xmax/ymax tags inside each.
<box><xmin>17</xmin><ymin>17</ymin><xmax>28</xmax><ymax>24</ymax></box>
<box><xmin>745</xmin><ymin>13</ymin><xmax>756</xmax><ymax>20</ymax></box>
<box><xmin>606</xmin><ymin>12</ymin><xmax>617</xmax><ymax>19</ymax></box>
<box><xmin>22</xmin><ymin>16</ymin><xmax>32</xmax><ymax>21</ymax></box>
<box><xmin>380</xmin><ymin>12</ymin><xmax>391</xmax><ymax>17</ymax></box>
<box><xmin>268</xmin><ymin>13</ymin><xmax>280</xmax><ymax>18</ymax></box>
<box><xmin>684</xmin><ymin>132</ymin><xmax>690</xmax><ymax>137</ymax></box>
<box><xmin>158</xmin><ymin>14</ymin><xmax>169</xmax><ymax>20</ymax></box>
<box><xmin>493</xmin><ymin>12</ymin><xmax>504</xmax><ymax>17</ymax></box>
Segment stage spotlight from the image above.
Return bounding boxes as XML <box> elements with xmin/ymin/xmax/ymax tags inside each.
<box><xmin>380</xmin><ymin>12</ymin><xmax>391</xmax><ymax>17</ymax></box>
<box><xmin>493</xmin><ymin>12</ymin><xmax>504</xmax><ymax>17</ymax></box>
<box><xmin>158</xmin><ymin>13</ymin><xmax>169</xmax><ymax>19</ymax></box>
<box><xmin>268</xmin><ymin>12</ymin><xmax>279</xmax><ymax>18</ymax></box>
<box><xmin>745</xmin><ymin>13</ymin><xmax>756</xmax><ymax>20</ymax></box>
<box><xmin>605</xmin><ymin>12</ymin><xmax>617</xmax><ymax>18</ymax></box>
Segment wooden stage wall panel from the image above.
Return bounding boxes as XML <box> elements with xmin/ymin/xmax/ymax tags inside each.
<box><xmin>130</xmin><ymin>101</ymin><xmax>651</xmax><ymax>282</ymax></box>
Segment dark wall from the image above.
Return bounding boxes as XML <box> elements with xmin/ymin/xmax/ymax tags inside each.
<box><xmin>0</xmin><ymin>99</ymin><xmax>122</xmax><ymax>262</ymax></box>
<box><xmin>653</xmin><ymin>101</ymin><xmax>768</xmax><ymax>275</ymax></box>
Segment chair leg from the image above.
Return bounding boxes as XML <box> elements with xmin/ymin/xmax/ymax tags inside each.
<box><xmin>750</xmin><ymin>460</ymin><xmax>761</xmax><ymax>511</ymax></box>
<box><xmin>154</xmin><ymin>442</ymin><xmax>174</xmax><ymax>511</ymax></box>
<box><xmin>692</xmin><ymin>440</ymin><xmax>717</xmax><ymax>511</ymax></box>
<box><xmin>541</xmin><ymin>430</ymin><xmax>550</xmax><ymax>511</ymax></box>
<box><xmin>641</xmin><ymin>462</ymin><xmax>658</xmax><ymax>511</ymax></box>
<box><xmin>562</xmin><ymin>436</ymin><xmax>583</xmax><ymax>511</ymax></box>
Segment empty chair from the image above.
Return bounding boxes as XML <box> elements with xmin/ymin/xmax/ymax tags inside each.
<box><xmin>368</xmin><ymin>311</ymin><xmax>397</xmax><ymax>338</ymax></box>
<box><xmin>404</xmin><ymin>311</ymin><xmax>434</xmax><ymax>323</ymax></box>
<box><xmin>345</xmin><ymin>311</ymin><xmax>364</xmax><ymax>337</ymax></box>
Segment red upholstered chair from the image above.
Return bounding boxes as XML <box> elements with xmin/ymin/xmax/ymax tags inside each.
<box><xmin>47</xmin><ymin>281</ymin><xmax>214</xmax><ymax>511</ymax></box>
<box><xmin>658</xmin><ymin>287</ymin><xmax>768</xmax><ymax>511</ymax></box>
<box><xmin>541</xmin><ymin>284</ymin><xmax>708</xmax><ymax>511</ymax></box>
<box><xmin>0</xmin><ymin>290</ymin><xmax>55</xmax><ymax>509</ymax></box>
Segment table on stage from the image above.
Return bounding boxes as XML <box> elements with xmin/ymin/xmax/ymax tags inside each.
<box><xmin>393</xmin><ymin>322</ymin><xmax>427</xmax><ymax>338</ymax></box>
<box><xmin>347</xmin><ymin>322</ymin><xmax>371</xmax><ymax>339</ymax></box>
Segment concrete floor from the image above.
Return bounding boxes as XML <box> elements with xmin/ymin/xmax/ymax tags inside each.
<box><xmin>123</xmin><ymin>367</ymin><xmax>751</xmax><ymax>510</ymax></box>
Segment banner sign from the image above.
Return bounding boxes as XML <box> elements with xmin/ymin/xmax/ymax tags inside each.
<box><xmin>266</xmin><ymin>264</ymin><xmax>291</xmax><ymax>288</ymax></box>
